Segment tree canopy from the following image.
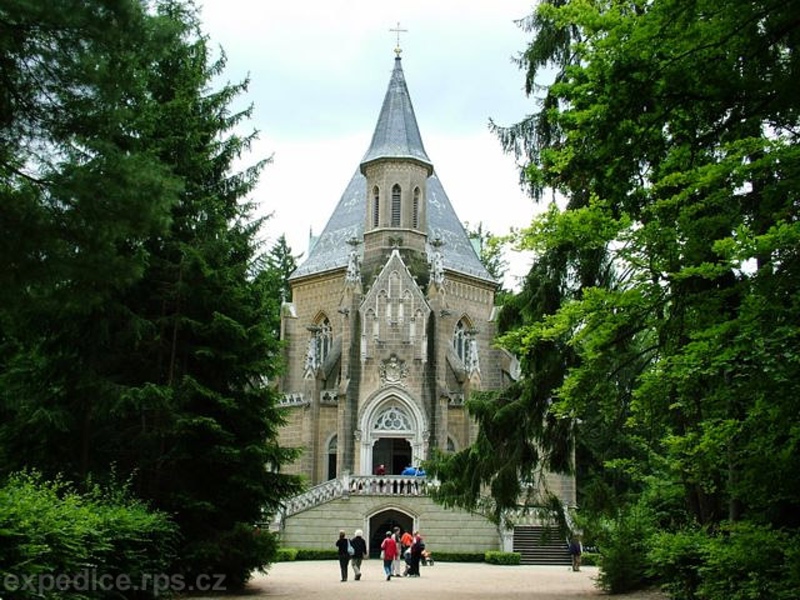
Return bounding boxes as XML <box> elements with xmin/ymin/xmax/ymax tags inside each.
<box><xmin>430</xmin><ymin>0</ymin><xmax>799</xmax><ymax>594</ymax></box>
<box><xmin>0</xmin><ymin>0</ymin><xmax>301</xmax><ymax>587</ymax></box>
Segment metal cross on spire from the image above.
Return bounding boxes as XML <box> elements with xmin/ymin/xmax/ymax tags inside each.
<box><xmin>389</xmin><ymin>22</ymin><xmax>407</xmax><ymax>56</ymax></box>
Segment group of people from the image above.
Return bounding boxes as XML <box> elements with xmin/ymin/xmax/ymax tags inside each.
<box><xmin>335</xmin><ymin>527</ymin><xmax>426</xmax><ymax>582</ymax></box>
<box><xmin>381</xmin><ymin>526</ymin><xmax>426</xmax><ymax>580</ymax></box>
<box><xmin>335</xmin><ymin>529</ymin><xmax>368</xmax><ymax>582</ymax></box>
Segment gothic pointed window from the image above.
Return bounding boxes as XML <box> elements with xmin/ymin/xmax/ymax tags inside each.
<box><xmin>454</xmin><ymin>317</ymin><xmax>480</xmax><ymax>376</ymax></box>
<box><xmin>372</xmin><ymin>186</ymin><xmax>380</xmax><ymax>228</ymax></box>
<box><xmin>327</xmin><ymin>435</ymin><xmax>338</xmax><ymax>480</ymax></box>
<box><xmin>391</xmin><ymin>184</ymin><xmax>401</xmax><ymax>227</ymax></box>
<box><xmin>304</xmin><ymin>315</ymin><xmax>333</xmax><ymax>378</ymax></box>
<box><xmin>412</xmin><ymin>187</ymin><xmax>420</xmax><ymax>229</ymax></box>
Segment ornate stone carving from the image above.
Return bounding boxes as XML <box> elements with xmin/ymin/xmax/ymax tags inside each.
<box><xmin>429</xmin><ymin>235</ymin><xmax>445</xmax><ymax>288</ymax></box>
<box><xmin>345</xmin><ymin>237</ymin><xmax>361</xmax><ymax>284</ymax></box>
<box><xmin>373</xmin><ymin>405</ymin><xmax>412</xmax><ymax>431</ymax></box>
<box><xmin>303</xmin><ymin>334</ymin><xmax>318</xmax><ymax>379</ymax></box>
<box><xmin>466</xmin><ymin>332</ymin><xmax>481</xmax><ymax>377</ymax></box>
<box><xmin>379</xmin><ymin>354</ymin><xmax>409</xmax><ymax>387</ymax></box>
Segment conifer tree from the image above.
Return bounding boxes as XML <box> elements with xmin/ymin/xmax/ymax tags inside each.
<box><xmin>0</xmin><ymin>0</ymin><xmax>301</xmax><ymax>585</ymax></box>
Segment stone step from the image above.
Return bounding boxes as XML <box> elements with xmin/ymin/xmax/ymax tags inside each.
<box><xmin>513</xmin><ymin>526</ymin><xmax>572</xmax><ymax>565</ymax></box>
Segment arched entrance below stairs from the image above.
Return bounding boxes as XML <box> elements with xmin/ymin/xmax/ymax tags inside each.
<box><xmin>372</xmin><ymin>438</ymin><xmax>412</xmax><ymax>475</ymax></box>
<box><xmin>369</xmin><ymin>508</ymin><xmax>414</xmax><ymax>558</ymax></box>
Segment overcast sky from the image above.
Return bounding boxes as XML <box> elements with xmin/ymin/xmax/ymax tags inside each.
<box><xmin>197</xmin><ymin>0</ymin><xmax>543</xmax><ymax>288</ymax></box>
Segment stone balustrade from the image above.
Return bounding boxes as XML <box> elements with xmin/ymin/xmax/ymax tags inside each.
<box><xmin>347</xmin><ymin>474</ymin><xmax>430</xmax><ymax>497</ymax></box>
<box><xmin>279</xmin><ymin>474</ymin><xmax>430</xmax><ymax>519</ymax></box>
<box><xmin>281</xmin><ymin>477</ymin><xmax>345</xmax><ymax>517</ymax></box>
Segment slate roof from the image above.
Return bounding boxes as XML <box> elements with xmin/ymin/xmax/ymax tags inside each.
<box><xmin>289</xmin><ymin>56</ymin><xmax>494</xmax><ymax>285</ymax></box>
<box><xmin>360</xmin><ymin>56</ymin><xmax>432</xmax><ymax>172</ymax></box>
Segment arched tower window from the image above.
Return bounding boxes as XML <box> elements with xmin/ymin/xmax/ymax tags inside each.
<box><xmin>391</xmin><ymin>184</ymin><xmax>401</xmax><ymax>227</ymax></box>
<box><xmin>372</xmin><ymin>186</ymin><xmax>380</xmax><ymax>228</ymax></box>
<box><xmin>412</xmin><ymin>187</ymin><xmax>420</xmax><ymax>229</ymax></box>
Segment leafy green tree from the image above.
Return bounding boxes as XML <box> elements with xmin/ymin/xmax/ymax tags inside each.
<box><xmin>0</xmin><ymin>471</ymin><xmax>178</xmax><ymax>600</ymax></box>
<box><xmin>464</xmin><ymin>221</ymin><xmax>510</xmax><ymax>285</ymax></box>
<box><xmin>431</xmin><ymin>0</ymin><xmax>800</xmax><ymax>567</ymax></box>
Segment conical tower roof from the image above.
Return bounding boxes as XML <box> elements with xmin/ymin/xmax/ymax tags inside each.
<box><xmin>290</xmin><ymin>56</ymin><xmax>494</xmax><ymax>285</ymax></box>
<box><xmin>360</xmin><ymin>56</ymin><xmax>432</xmax><ymax>173</ymax></box>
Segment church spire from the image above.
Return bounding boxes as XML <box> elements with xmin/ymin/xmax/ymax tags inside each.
<box><xmin>289</xmin><ymin>49</ymin><xmax>494</xmax><ymax>286</ymax></box>
<box><xmin>360</xmin><ymin>52</ymin><xmax>433</xmax><ymax>175</ymax></box>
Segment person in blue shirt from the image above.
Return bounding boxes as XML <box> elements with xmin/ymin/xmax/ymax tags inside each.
<box><xmin>401</xmin><ymin>465</ymin><xmax>425</xmax><ymax>476</ymax></box>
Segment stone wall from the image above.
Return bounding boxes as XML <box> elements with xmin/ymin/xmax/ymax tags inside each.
<box><xmin>278</xmin><ymin>494</ymin><xmax>500</xmax><ymax>554</ymax></box>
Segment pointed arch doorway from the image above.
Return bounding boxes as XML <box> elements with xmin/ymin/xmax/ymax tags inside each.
<box><xmin>372</xmin><ymin>438</ymin><xmax>412</xmax><ymax>476</ymax></box>
<box><xmin>369</xmin><ymin>509</ymin><xmax>414</xmax><ymax>558</ymax></box>
<box><xmin>359</xmin><ymin>388</ymin><xmax>428</xmax><ymax>476</ymax></box>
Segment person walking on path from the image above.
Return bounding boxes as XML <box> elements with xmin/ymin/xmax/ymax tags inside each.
<box><xmin>380</xmin><ymin>530</ymin><xmax>399</xmax><ymax>581</ymax></box>
<box><xmin>407</xmin><ymin>532</ymin><xmax>425</xmax><ymax>577</ymax></box>
<box><xmin>350</xmin><ymin>529</ymin><xmax>367</xmax><ymax>581</ymax></box>
<box><xmin>400</xmin><ymin>529</ymin><xmax>414</xmax><ymax>575</ymax></box>
<box><xmin>400</xmin><ymin>529</ymin><xmax>413</xmax><ymax>552</ymax></box>
<box><xmin>392</xmin><ymin>527</ymin><xmax>403</xmax><ymax>577</ymax></box>
<box><xmin>334</xmin><ymin>530</ymin><xmax>352</xmax><ymax>582</ymax></box>
<box><xmin>569</xmin><ymin>535</ymin><xmax>583</xmax><ymax>572</ymax></box>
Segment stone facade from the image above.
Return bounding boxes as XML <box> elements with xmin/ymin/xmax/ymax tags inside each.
<box><xmin>273</xmin><ymin>53</ymin><xmax>575</xmax><ymax>553</ymax></box>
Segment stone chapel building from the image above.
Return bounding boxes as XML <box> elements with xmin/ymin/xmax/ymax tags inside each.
<box><xmin>273</xmin><ymin>51</ymin><xmax>574</xmax><ymax>561</ymax></box>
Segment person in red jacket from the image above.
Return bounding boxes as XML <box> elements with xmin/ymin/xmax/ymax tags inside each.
<box><xmin>380</xmin><ymin>530</ymin><xmax>398</xmax><ymax>580</ymax></box>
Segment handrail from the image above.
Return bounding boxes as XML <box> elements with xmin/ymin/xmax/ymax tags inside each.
<box><xmin>278</xmin><ymin>474</ymin><xmax>430</xmax><ymax>520</ymax></box>
<box><xmin>348</xmin><ymin>474</ymin><xmax>430</xmax><ymax>497</ymax></box>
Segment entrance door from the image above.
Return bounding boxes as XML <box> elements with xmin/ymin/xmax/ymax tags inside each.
<box><xmin>369</xmin><ymin>509</ymin><xmax>414</xmax><ymax>558</ymax></box>
<box><xmin>372</xmin><ymin>438</ymin><xmax>412</xmax><ymax>475</ymax></box>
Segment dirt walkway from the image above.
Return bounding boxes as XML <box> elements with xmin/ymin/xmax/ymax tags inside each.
<box><xmin>195</xmin><ymin>561</ymin><xmax>667</xmax><ymax>599</ymax></box>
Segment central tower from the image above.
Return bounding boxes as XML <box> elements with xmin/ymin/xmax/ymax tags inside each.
<box><xmin>359</xmin><ymin>55</ymin><xmax>433</xmax><ymax>282</ymax></box>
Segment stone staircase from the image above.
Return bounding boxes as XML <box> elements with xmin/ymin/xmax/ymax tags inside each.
<box><xmin>269</xmin><ymin>474</ymin><xmax>577</xmax><ymax>560</ymax></box>
<box><xmin>269</xmin><ymin>474</ymin><xmax>433</xmax><ymax>529</ymax></box>
<box><xmin>512</xmin><ymin>525</ymin><xmax>572</xmax><ymax>565</ymax></box>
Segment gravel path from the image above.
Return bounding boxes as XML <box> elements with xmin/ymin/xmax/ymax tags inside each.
<box><xmin>194</xmin><ymin>561</ymin><xmax>667</xmax><ymax>599</ymax></box>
